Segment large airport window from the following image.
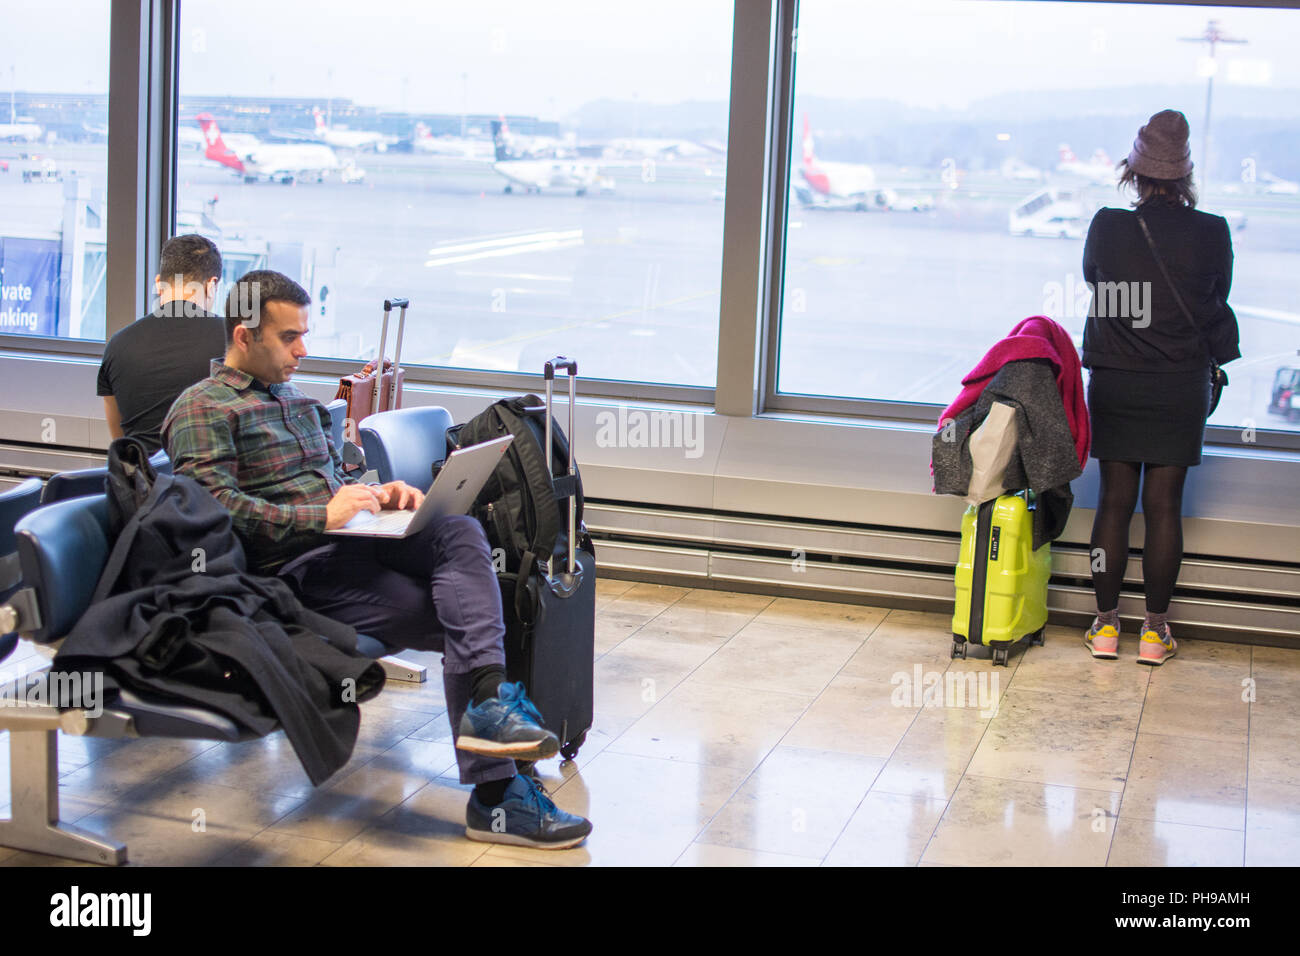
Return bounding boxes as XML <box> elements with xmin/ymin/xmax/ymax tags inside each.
<box><xmin>174</xmin><ymin>0</ymin><xmax>732</xmax><ymax>388</ymax></box>
<box><xmin>775</xmin><ymin>0</ymin><xmax>1300</xmax><ymax>433</ymax></box>
<box><xmin>0</xmin><ymin>1</ymin><xmax>110</xmax><ymax>341</ymax></box>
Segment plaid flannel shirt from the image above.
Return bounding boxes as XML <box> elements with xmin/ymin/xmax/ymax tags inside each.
<box><xmin>162</xmin><ymin>361</ymin><xmax>356</xmax><ymax>572</ymax></box>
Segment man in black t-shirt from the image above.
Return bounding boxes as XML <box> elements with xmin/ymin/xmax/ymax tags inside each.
<box><xmin>97</xmin><ymin>235</ymin><xmax>228</xmax><ymax>454</ymax></box>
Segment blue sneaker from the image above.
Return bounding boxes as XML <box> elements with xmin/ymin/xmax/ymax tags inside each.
<box><xmin>465</xmin><ymin>773</ymin><xmax>592</xmax><ymax>849</ymax></box>
<box><xmin>456</xmin><ymin>682</ymin><xmax>560</xmax><ymax>761</ymax></box>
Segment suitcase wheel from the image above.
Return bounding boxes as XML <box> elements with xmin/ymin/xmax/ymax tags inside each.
<box><xmin>1030</xmin><ymin>627</ymin><xmax>1046</xmax><ymax>647</ymax></box>
<box><xmin>560</xmin><ymin>729</ymin><xmax>588</xmax><ymax>763</ymax></box>
<box><xmin>992</xmin><ymin>647</ymin><xmax>1009</xmax><ymax>667</ymax></box>
<box><xmin>951</xmin><ymin>636</ymin><xmax>968</xmax><ymax>660</ymax></box>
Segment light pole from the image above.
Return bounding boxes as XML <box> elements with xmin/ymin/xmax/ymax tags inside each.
<box><xmin>1180</xmin><ymin>18</ymin><xmax>1247</xmax><ymax>195</ymax></box>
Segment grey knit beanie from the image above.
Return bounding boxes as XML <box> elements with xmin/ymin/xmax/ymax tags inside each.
<box><xmin>1127</xmin><ymin>110</ymin><xmax>1193</xmax><ymax>180</ymax></box>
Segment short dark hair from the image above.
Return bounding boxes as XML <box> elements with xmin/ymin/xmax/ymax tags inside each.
<box><xmin>1117</xmin><ymin>159</ymin><xmax>1197</xmax><ymax>209</ymax></box>
<box><xmin>224</xmin><ymin>270</ymin><xmax>311</xmax><ymax>346</ymax></box>
<box><xmin>157</xmin><ymin>234</ymin><xmax>222</xmax><ymax>289</ymax></box>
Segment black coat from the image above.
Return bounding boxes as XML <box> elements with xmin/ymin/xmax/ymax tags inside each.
<box><xmin>1081</xmin><ymin>202</ymin><xmax>1240</xmax><ymax>372</ymax></box>
<box><xmin>53</xmin><ymin>440</ymin><xmax>385</xmax><ymax>786</ymax></box>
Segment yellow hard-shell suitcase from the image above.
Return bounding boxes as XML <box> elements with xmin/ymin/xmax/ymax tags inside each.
<box><xmin>951</xmin><ymin>491</ymin><xmax>1050</xmax><ymax>666</ymax></box>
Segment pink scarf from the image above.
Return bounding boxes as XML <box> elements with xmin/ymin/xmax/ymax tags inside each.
<box><xmin>939</xmin><ymin>315</ymin><xmax>1090</xmax><ymax>468</ymax></box>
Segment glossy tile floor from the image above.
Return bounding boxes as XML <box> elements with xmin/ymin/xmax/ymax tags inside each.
<box><xmin>1</xmin><ymin>579</ymin><xmax>1297</xmax><ymax>866</ymax></box>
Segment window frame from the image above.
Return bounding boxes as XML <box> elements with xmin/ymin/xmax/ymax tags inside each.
<box><xmin>2</xmin><ymin>0</ymin><xmax>1296</xmax><ymax>452</ymax></box>
<box><xmin>164</xmin><ymin>0</ymin><xmax>732</xmax><ymax>403</ymax></box>
<box><xmin>758</xmin><ymin>0</ymin><xmax>1300</xmax><ymax>453</ymax></box>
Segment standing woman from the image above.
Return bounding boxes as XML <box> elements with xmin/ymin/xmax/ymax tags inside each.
<box><xmin>1080</xmin><ymin>109</ymin><xmax>1240</xmax><ymax>665</ymax></box>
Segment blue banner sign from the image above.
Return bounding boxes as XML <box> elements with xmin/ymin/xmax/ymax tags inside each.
<box><xmin>0</xmin><ymin>237</ymin><xmax>62</xmax><ymax>336</ymax></box>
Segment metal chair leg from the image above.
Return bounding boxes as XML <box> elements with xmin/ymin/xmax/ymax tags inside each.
<box><xmin>0</xmin><ymin>710</ymin><xmax>126</xmax><ymax>865</ymax></box>
<box><xmin>379</xmin><ymin>655</ymin><xmax>428</xmax><ymax>684</ymax></box>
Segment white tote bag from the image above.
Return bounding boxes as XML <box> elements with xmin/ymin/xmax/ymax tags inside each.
<box><xmin>964</xmin><ymin>401</ymin><xmax>1019</xmax><ymax>506</ymax></box>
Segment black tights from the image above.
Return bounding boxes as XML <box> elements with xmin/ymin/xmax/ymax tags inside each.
<box><xmin>1090</xmin><ymin>460</ymin><xmax>1188</xmax><ymax>615</ymax></box>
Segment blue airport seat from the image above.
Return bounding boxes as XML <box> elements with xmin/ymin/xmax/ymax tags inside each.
<box><xmin>12</xmin><ymin>493</ymin><xmax>398</xmax><ymax>685</ymax></box>
<box><xmin>0</xmin><ymin>478</ymin><xmax>44</xmax><ymax>661</ymax></box>
<box><xmin>0</xmin><ymin>492</ymin><xmax>405</xmax><ymax>864</ymax></box>
<box><xmin>12</xmin><ymin>496</ymin><xmax>113</xmax><ymax>646</ymax></box>
<box><xmin>359</xmin><ymin>406</ymin><xmax>454</xmax><ymax>492</ymax></box>
<box><xmin>324</xmin><ymin>397</ymin><xmax>348</xmax><ymax>451</ymax></box>
<box><xmin>41</xmin><ymin>448</ymin><xmax>173</xmax><ymax>504</ymax></box>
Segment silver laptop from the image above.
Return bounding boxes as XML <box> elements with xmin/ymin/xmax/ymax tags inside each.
<box><xmin>326</xmin><ymin>434</ymin><xmax>513</xmax><ymax>538</ymax></box>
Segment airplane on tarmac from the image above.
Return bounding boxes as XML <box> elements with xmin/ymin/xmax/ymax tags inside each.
<box><xmin>311</xmin><ymin>108</ymin><xmax>391</xmax><ymax>152</ymax></box>
<box><xmin>492</xmin><ymin>115</ymin><xmax>573</xmax><ymax>159</ymax></box>
<box><xmin>190</xmin><ymin>116</ymin><xmax>259</xmax><ymax>156</ymax></box>
<box><xmin>794</xmin><ymin>115</ymin><xmax>932</xmax><ymax>211</ymax></box>
<box><xmin>1000</xmin><ymin>157</ymin><xmax>1044</xmax><ymax>182</ymax></box>
<box><xmin>0</xmin><ymin>120</ymin><xmax>43</xmax><ymax>142</ymax></box>
<box><xmin>1056</xmin><ymin>145</ymin><xmax>1118</xmax><ymax>184</ymax></box>
<box><xmin>196</xmin><ymin>114</ymin><xmax>364</xmax><ymax>184</ymax></box>
<box><xmin>178</xmin><ymin>124</ymin><xmax>206</xmax><ymax>150</ymax></box>
<box><xmin>598</xmin><ymin>136</ymin><xmax>722</xmax><ymax>161</ymax></box>
<box><xmin>1262</xmin><ymin>172</ymin><xmax>1300</xmax><ymax>196</ymax></box>
<box><xmin>490</xmin><ymin>119</ymin><xmax>612</xmax><ymax>195</ymax></box>
<box><xmin>410</xmin><ymin>121</ymin><xmax>494</xmax><ymax>160</ymax></box>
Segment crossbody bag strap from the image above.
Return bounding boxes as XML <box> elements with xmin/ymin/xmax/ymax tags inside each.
<box><xmin>1135</xmin><ymin>210</ymin><xmax>1216</xmax><ymax>366</ymax></box>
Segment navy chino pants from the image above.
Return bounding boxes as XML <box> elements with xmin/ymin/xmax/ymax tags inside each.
<box><xmin>277</xmin><ymin>514</ymin><xmax>516</xmax><ymax>785</ymax></box>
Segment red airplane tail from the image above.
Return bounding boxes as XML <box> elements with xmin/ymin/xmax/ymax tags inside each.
<box><xmin>197</xmin><ymin>114</ymin><xmax>245</xmax><ymax>173</ymax></box>
<box><xmin>799</xmin><ymin>114</ymin><xmax>832</xmax><ymax>196</ymax></box>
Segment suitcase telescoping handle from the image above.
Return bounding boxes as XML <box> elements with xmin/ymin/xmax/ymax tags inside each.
<box><xmin>543</xmin><ymin>356</ymin><xmax>579</xmax><ymax>583</ymax></box>
<box><xmin>371</xmin><ymin>297</ymin><xmax>408</xmax><ymax>413</ymax></box>
<box><xmin>387</xmin><ymin>299</ymin><xmax>407</xmax><ymax>412</ymax></box>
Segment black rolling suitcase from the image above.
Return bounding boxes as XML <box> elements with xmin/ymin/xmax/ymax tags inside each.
<box><xmin>452</xmin><ymin>357</ymin><xmax>595</xmax><ymax>762</ymax></box>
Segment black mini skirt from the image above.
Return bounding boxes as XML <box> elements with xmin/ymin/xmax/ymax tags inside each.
<box><xmin>1087</xmin><ymin>366</ymin><xmax>1211</xmax><ymax>467</ymax></box>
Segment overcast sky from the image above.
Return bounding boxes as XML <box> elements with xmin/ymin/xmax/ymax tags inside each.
<box><xmin>5</xmin><ymin>1</ymin><xmax>1298</xmax><ymax>114</ymax></box>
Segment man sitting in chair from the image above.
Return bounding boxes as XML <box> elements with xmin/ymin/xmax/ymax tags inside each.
<box><xmin>162</xmin><ymin>270</ymin><xmax>591</xmax><ymax>850</ymax></box>
<box><xmin>98</xmin><ymin>234</ymin><xmax>228</xmax><ymax>454</ymax></box>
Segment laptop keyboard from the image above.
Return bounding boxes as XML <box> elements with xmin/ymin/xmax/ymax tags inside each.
<box><xmin>344</xmin><ymin>509</ymin><xmax>413</xmax><ymax>534</ymax></box>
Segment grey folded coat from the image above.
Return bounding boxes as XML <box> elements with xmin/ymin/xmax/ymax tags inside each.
<box><xmin>932</xmin><ymin>358</ymin><xmax>1082</xmax><ymax>548</ymax></box>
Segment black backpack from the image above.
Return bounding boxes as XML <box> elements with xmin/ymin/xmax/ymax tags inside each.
<box><xmin>448</xmin><ymin>394</ymin><xmax>585</xmax><ymax>579</ymax></box>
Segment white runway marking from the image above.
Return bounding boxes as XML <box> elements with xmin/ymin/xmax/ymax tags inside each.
<box><xmin>425</xmin><ymin>229</ymin><xmax>583</xmax><ymax>260</ymax></box>
<box><xmin>453</xmin><ymin>271</ymin><xmax>574</xmax><ymax>282</ymax></box>
<box><xmin>424</xmin><ymin>237</ymin><xmax>584</xmax><ymax>268</ymax></box>
<box><xmin>1236</xmin><ymin>304</ymin><xmax>1300</xmax><ymax>325</ymax></box>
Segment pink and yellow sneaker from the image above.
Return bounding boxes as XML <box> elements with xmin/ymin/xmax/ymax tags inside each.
<box><xmin>1084</xmin><ymin>620</ymin><xmax>1119</xmax><ymax>660</ymax></box>
<box><xmin>1137</xmin><ymin>624</ymin><xmax>1177</xmax><ymax>666</ymax></box>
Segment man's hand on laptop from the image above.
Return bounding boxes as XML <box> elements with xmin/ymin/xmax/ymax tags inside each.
<box><xmin>325</xmin><ymin>485</ymin><xmax>384</xmax><ymax>530</ymax></box>
<box><xmin>372</xmin><ymin>481</ymin><xmax>424</xmax><ymax>512</ymax></box>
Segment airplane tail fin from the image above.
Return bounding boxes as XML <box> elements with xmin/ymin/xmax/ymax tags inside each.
<box><xmin>196</xmin><ymin>114</ymin><xmax>245</xmax><ymax>173</ymax></box>
<box><xmin>1093</xmin><ymin>148</ymin><xmax>1113</xmax><ymax>166</ymax></box>
<box><xmin>491</xmin><ymin>118</ymin><xmax>511</xmax><ymax>162</ymax></box>
<box><xmin>313</xmin><ymin>107</ymin><xmax>326</xmax><ymax>134</ymax></box>
<box><xmin>1058</xmin><ymin>144</ymin><xmax>1077</xmax><ymax>164</ymax></box>
<box><xmin>801</xmin><ymin>114</ymin><xmax>816</xmax><ymax>166</ymax></box>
